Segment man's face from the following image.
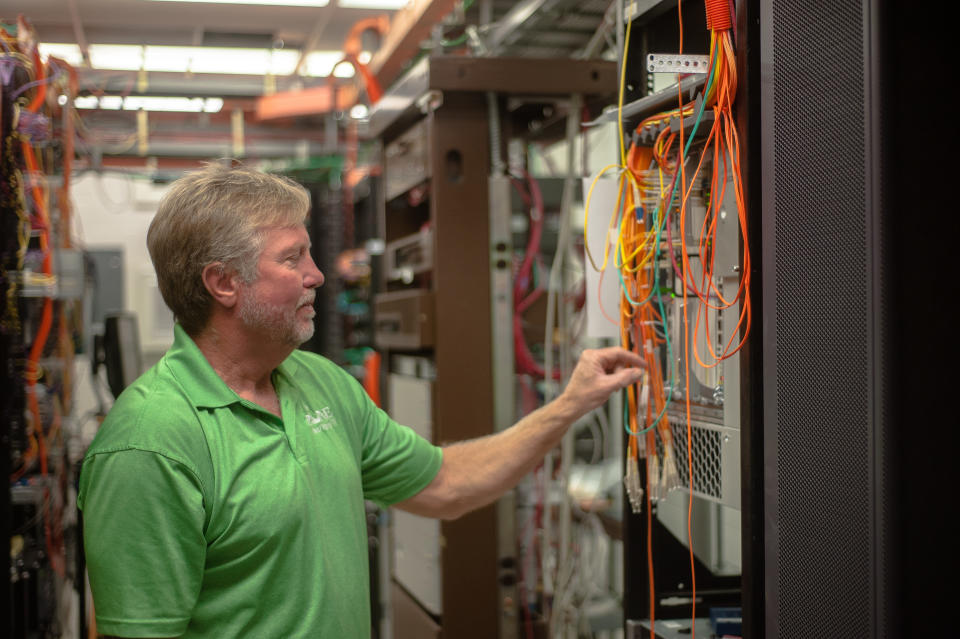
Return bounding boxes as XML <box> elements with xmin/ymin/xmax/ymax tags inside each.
<box><xmin>237</xmin><ymin>225</ymin><xmax>324</xmax><ymax>347</ymax></box>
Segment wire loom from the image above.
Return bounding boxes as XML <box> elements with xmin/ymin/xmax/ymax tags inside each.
<box><xmin>583</xmin><ymin>1</ymin><xmax>750</xmax><ymax>637</ymax></box>
<box><xmin>2</xmin><ymin>17</ymin><xmax>81</xmax><ymax>600</ymax></box>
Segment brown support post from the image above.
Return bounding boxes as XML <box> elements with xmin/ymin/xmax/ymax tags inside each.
<box><xmin>430</xmin><ymin>91</ymin><xmax>498</xmax><ymax>639</ymax></box>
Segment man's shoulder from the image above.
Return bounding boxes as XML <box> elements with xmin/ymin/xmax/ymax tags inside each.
<box><xmin>86</xmin><ymin>360</ymin><xmax>206</xmax><ymax>461</ymax></box>
<box><xmin>111</xmin><ymin>358</ymin><xmax>199</xmax><ymax>419</ymax></box>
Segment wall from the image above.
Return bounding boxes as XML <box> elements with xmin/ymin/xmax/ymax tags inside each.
<box><xmin>71</xmin><ymin>170</ymin><xmax>176</xmax><ymax>358</ymax></box>
<box><xmin>68</xmin><ymin>171</ymin><xmax>176</xmax><ymax>436</ymax></box>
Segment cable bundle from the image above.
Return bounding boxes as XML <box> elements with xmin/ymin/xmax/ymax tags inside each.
<box><xmin>584</xmin><ymin>2</ymin><xmax>750</xmax><ymax>637</ymax></box>
<box><xmin>3</xmin><ymin>19</ymin><xmax>79</xmax><ymax>588</ymax></box>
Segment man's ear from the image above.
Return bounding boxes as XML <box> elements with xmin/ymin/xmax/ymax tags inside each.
<box><xmin>201</xmin><ymin>262</ymin><xmax>241</xmax><ymax>309</ymax></box>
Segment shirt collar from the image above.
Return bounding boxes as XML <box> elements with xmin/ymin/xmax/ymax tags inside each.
<box><xmin>164</xmin><ymin>323</ymin><xmax>304</xmax><ymax>409</ymax></box>
<box><xmin>164</xmin><ymin>323</ymin><xmax>242</xmax><ymax>409</ymax></box>
<box><xmin>273</xmin><ymin>348</ymin><xmax>302</xmax><ymax>390</ymax></box>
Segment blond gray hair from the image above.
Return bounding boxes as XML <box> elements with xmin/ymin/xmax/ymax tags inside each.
<box><xmin>147</xmin><ymin>163</ymin><xmax>310</xmax><ymax>335</ymax></box>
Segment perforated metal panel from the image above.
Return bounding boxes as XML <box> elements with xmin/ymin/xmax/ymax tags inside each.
<box><xmin>658</xmin><ymin>420</ymin><xmax>722</xmax><ymax>500</ymax></box>
<box><xmin>669</xmin><ymin>421</ymin><xmax>722</xmax><ymax>498</ymax></box>
<box><xmin>762</xmin><ymin>0</ymin><xmax>884</xmax><ymax>638</ymax></box>
<box><xmin>654</xmin><ymin>413</ymin><xmax>740</xmax><ymax>509</ymax></box>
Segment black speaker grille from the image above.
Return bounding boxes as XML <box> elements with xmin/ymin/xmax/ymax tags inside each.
<box><xmin>770</xmin><ymin>1</ymin><xmax>873</xmax><ymax>636</ymax></box>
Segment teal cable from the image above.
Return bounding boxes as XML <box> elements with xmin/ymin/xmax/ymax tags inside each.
<box><xmin>622</xmin><ymin>288</ymin><xmax>674</xmax><ymax>437</ymax></box>
<box><xmin>630</xmin><ymin>54</ymin><xmax>716</xmax><ymax>308</ymax></box>
<box><xmin>618</xmin><ymin>62</ymin><xmax>714</xmax><ymax>311</ymax></box>
<box><xmin>632</xmin><ymin>52</ymin><xmax>720</xmax><ymax>434</ymax></box>
<box><xmin>620</xmin><ymin>53</ymin><xmax>720</xmax><ymax>436</ymax></box>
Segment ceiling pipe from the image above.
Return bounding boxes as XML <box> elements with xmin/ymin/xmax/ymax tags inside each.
<box><xmin>292</xmin><ymin>0</ymin><xmax>338</xmax><ymax>78</ymax></box>
<box><xmin>65</xmin><ymin>0</ymin><xmax>91</xmax><ymax>66</ymax></box>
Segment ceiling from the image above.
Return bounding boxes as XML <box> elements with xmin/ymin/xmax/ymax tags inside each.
<box><xmin>4</xmin><ymin>0</ymin><xmax>617</xmax><ymax>80</ymax></box>
<box><xmin>1</xmin><ymin>0</ymin><xmax>618</xmax><ymax>162</ymax></box>
<box><xmin>4</xmin><ymin>0</ymin><xmax>394</xmax><ymax>54</ymax></box>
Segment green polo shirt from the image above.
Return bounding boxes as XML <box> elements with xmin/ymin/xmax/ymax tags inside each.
<box><xmin>78</xmin><ymin>324</ymin><xmax>442</xmax><ymax>638</ymax></box>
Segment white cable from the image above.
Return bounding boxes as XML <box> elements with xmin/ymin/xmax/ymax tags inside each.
<box><xmin>586</xmin><ymin>416</ymin><xmax>604</xmax><ymax>464</ymax></box>
<box><xmin>95</xmin><ymin>172</ymin><xmax>135</xmax><ymax>214</ymax></box>
<box><xmin>547</xmin><ymin>93</ymin><xmax>584</xmax><ymax>636</ymax></box>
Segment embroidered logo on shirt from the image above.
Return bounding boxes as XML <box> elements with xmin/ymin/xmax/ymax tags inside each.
<box><xmin>305</xmin><ymin>406</ymin><xmax>337</xmax><ymax>434</ymax></box>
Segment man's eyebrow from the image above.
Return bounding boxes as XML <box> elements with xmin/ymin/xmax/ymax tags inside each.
<box><xmin>278</xmin><ymin>240</ymin><xmax>311</xmax><ymax>255</ymax></box>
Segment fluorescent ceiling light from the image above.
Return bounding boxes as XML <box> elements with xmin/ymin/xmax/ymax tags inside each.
<box><xmin>73</xmin><ymin>96</ymin><xmax>224</xmax><ymax>113</ymax></box>
<box><xmin>38</xmin><ymin>43</ymin><xmax>83</xmax><ymax>65</ymax></box>
<box><xmin>100</xmin><ymin>96</ymin><xmax>124</xmax><ymax>110</ymax></box>
<box><xmin>202</xmin><ymin>98</ymin><xmax>225</xmax><ymax>112</ymax></box>
<box><xmin>74</xmin><ymin>96</ymin><xmax>99</xmax><ymax>109</ymax></box>
<box><xmin>143</xmin><ymin>46</ymin><xmax>194</xmax><ymax>73</ymax></box>
<box><xmin>40</xmin><ymin>43</ymin><xmax>358</xmax><ymax>78</ymax></box>
<box><xmin>142</xmin><ymin>46</ymin><xmax>299</xmax><ymax>75</ymax></box>
<box><xmin>123</xmin><ymin>96</ymin><xmax>205</xmax><ymax>112</ymax></box>
<box><xmin>90</xmin><ymin>44</ymin><xmax>144</xmax><ymax>71</ymax></box>
<box><xmin>185</xmin><ymin>47</ymin><xmax>294</xmax><ymax>75</ymax></box>
<box><xmin>39</xmin><ymin>42</ymin><xmax>352</xmax><ymax>78</ymax></box>
<box><xmin>349</xmin><ymin>104</ymin><xmax>368</xmax><ymax>119</ymax></box>
<box><xmin>305</xmin><ymin>51</ymin><xmax>355</xmax><ymax>78</ymax></box>
<box><xmin>147</xmin><ymin>0</ymin><xmax>329</xmax><ymax>6</ymax></box>
<box><xmin>339</xmin><ymin>0</ymin><xmax>408</xmax><ymax>8</ymax></box>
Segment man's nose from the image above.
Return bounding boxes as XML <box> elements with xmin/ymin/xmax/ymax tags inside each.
<box><xmin>305</xmin><ymin>255</ymin><xmax>324</xmax><ymax>288</ymax></box>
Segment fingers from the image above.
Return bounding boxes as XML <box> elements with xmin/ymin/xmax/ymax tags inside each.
<box><xmin>557</xmin><ymin>348</ymin><xmax>647</xmax><ymax>419</ymax></box>
<box><xmin>584</xmin><ymin>346</ymin><xmax>646</xmax><ymax>371</ymax></box>
<box><xmin>609</xmin><ymin>366</ymin><xmax>645</xmax><ymax>390</ymax></box>
<box><xmin>566</xmin><ymin>350</ymin><xmax>644</xmax><ymax>408</ymax></box>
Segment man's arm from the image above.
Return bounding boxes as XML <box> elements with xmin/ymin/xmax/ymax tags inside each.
<box><xmin>395</xmin><ymin>347</ymin><xmax>644</xmax><ymax>520</ymax></box>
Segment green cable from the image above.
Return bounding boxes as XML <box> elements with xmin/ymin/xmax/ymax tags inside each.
<box><xmin>622</xmin><ymin>286</ymin><xmax>674</xmax><ymax>438</ymax></box>
<box><xmin>642</xmin><ymin>287</ymin><xmax>675</xmax><ymax>432</ymax></box>
<box><xmin>440</xmin><ymin>33</ymin><xmax>469</xmax><ymax>48</ymax></box>
<box><xmin>616</xmin><ymin>53</ymin><xmax>714</xmax><ymax>310</ymax></box>
<box><xmin>438</xmin><ymin>0</ymin><xmax>475</xmax><ymax>48</ymax></box>
<box><xmin>629</xmin><ymin>52</ymin><xmax>716</xmax><ymax>308</ymax></box>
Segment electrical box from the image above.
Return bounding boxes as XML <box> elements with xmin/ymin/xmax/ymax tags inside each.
<box><xmin>373</xmin><ymin>290</ymin><xmax>435</xmax><ymax>350</ymax></box>
<box><xmin>385</xmin><ymin>229</ymin><xmax>433</xmax><ymax>283</ymax></box>
<box><xmin>54</xmin><ymin>249</ymin><xmax>86</xmax><ymax>300</ymax></box>
<box><xmin>384</xmin><ymin>119</ymin><xmax>430</xmax><ymax>202</ymax></box>
<box><xmin>86</xmin><ymin>248</ymin><xmax>125</xmax><ymax>332</ymax></box>
<box><xmin>393</xmin><ymin>510</ymin><xmax>443</xmax><ymax>616</ymax></box>
<box><xmin>387</xmin><ymin>372</ymin><xmax>441</xmax><ymax>614</ymax></box>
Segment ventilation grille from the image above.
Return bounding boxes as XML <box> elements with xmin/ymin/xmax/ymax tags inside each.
<box><xmin>656</xmin><ymin>418</ymin><xmax>723</xmax><ymax>500</ymax></box>
<box><xmin>768</xmin><ymin>0</ymin><xmax>874</xmax><ymax>636</ymax></box>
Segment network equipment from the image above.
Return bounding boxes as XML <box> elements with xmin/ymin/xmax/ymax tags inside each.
<box><xmin>583</xmin><ymin>0</ymin><xmax>749</xmax><ymax>633</ymax></box>
<box><xmin>2</xmin><ymin>19</ymin><xmax>88</xmax><ymax>638</ymax></box>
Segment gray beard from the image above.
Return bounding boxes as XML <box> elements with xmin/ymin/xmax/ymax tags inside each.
<box><xmin>238</xmin><ymin>294</ymin><xmax>315</xmax><ymax>347</ymax></box>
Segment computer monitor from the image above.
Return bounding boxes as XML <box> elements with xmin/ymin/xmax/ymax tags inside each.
<box><xmin>102</xmin><ymin>311</ymin><xmax>143</xmax><ymax>399</ymax></box>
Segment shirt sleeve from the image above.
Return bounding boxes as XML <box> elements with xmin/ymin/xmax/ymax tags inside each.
<box><xmin>78</xmin><ymin>447</ymin><xmax>207</xmax><ymax>638</ymax></box>
<box><xmin>354</xmin><ymin>380</ymin><xmax>443</xmax><ymax>508</ymax></box>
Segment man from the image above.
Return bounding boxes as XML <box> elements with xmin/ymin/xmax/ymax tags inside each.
<box><xmin>78</xmin><ymin>164</ymin><xmax>644</xmax><ymax>638</ymax></box>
